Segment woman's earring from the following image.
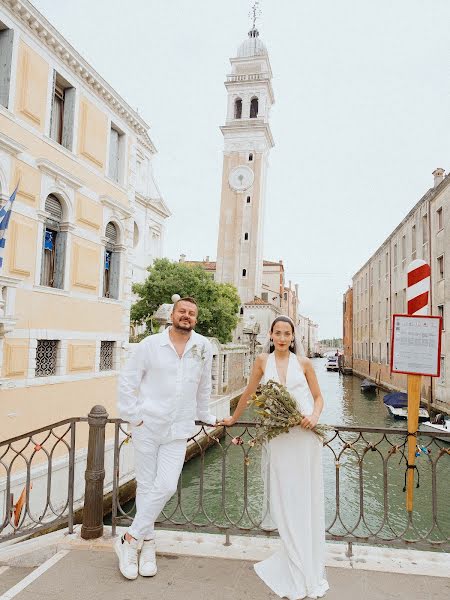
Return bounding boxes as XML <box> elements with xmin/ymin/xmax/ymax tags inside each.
<box><xmin>269</xmin><ymin>339</ymin><xmax>274</xmax><ymax>350</ymax></box>
<box><xmin>290</xmin><ymin>339</ymin><xmax>295</xmax><ymax>349</ymax></box>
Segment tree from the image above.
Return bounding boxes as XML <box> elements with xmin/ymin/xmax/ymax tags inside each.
<box><xmin>131</xmin><ymin>259</ymin><xmax>241</xmax><ymax>343</ymax></box>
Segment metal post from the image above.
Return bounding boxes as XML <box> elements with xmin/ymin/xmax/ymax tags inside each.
<box><xmin>67</xmin><ymin>421</ymin><xmax>76</xmax><ymax>534</ymax></box>
<box><xmin>81</xmin><ymin>405</ymin><xmax>108</xmax><ymax>540</ymax></box>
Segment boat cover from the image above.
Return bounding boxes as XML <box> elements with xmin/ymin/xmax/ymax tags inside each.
<box><xmin>383</xmin><ymin>392</ymin><xmax>408</xmax><ymax>407</ymax></box>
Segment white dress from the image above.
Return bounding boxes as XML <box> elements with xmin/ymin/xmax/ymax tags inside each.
<box><xmin>254</xmin><ymin>352</ymin><xmax>329</xmax><ymax>600</ymax></box>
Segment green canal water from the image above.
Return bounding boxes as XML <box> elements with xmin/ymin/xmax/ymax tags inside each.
<box><xmin>113</xmin><ymin>358</ymin><xmax>450</xmax><ymax>544</ymax></box>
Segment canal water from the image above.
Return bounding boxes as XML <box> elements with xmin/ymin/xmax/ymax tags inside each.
<box><xmin>116</xmin><ymin>359</ymin><xmax>450</xmax><ymax>544</ymax></box>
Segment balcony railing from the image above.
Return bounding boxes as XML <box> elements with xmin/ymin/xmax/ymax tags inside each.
<box><xmin>1</xmin><ymin>406</ymin><xmax>449</xmax><ymax>553</ymax></box>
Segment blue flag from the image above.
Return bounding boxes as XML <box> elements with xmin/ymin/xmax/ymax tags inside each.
<box><xmin>0</xmin><ymin>183</ymin><xmax>19</xmax><ymax>270</ymax></box>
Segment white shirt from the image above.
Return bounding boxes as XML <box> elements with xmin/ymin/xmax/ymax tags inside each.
<box><xmin>118</xmin><ymin>328</ymin><xmax>217</xmax><ymax>440</ymax></box>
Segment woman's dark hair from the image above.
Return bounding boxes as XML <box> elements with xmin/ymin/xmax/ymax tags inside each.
<box><xmin>270</xmin><ymin>316</ymin><xmax>296</xmax><ymax>354</ymax></box>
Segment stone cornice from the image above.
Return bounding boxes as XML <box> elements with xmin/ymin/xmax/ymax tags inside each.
<box><xmin>0</xmin><ymin>132</ymin><xmax>26</xmax><ymax>156</ymax></box>
<box><xmin>100</xmin><ymin>194</ymin><xmax>133</xmax><ymax>218</ymax></box>
<box><xmin>0</xmin><ymin>274</ymin><xmax>21</xmax><ymax>287</ymax></box>
<box><xmin>220</xmin><ymin>122</ymin><xmax>275</xmax><ymax>148</ymax></box>
<box><xmin>1</xmin><ymin>0</ymin><xmax>153</xmax><ymax>141</ymax></box>
<box><xmin>135</xmin><ymin>192</ymin><xmax>171</xmax><ymax>218</ymax></box>
<box><xmin>35</xmin><ymin>158</ymin><xmax>84</xmax><ymax>189</ymax></box>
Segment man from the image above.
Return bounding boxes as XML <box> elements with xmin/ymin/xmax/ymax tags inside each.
<box><xmin>115</xmin><ymin>297</ymin><xmax>217</xmax><ymax>579</ymax></box>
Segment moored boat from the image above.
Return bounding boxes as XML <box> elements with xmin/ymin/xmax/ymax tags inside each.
<box><xmin>361</xmin><ymin>378</ymin><xmax>377</xmax><ymax>392</ymax></box>
<box><xmin>420</xmin><ymin>414</ymin><xmax>450</xmax><ymax>443</ymax></box>
<box><xmin>383</xmin><ymin>392</ymin><xmax>430</xmax><ymax>422</ymax></box>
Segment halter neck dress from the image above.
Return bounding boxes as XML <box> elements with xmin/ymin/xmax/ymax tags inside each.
<box><xmin>254</xmin><ymin>352</ymin><xmax>329</xmax><ymax>600</ymax></box>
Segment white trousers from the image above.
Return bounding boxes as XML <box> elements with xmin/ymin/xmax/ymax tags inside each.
<box><xmin>128</xmin><ymin>424</ymin><xmax>187</xmax><ymax>541</ymax></box>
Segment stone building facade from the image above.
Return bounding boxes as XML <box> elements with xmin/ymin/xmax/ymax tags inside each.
<box><xmin>0</xmin><ymin>0</ymin><xmax>169</xmax><ymax>440</ymax></box>
<box><xmin>348</xmin><ymin>169</ymin><xmax>449</xmax><ymax>413</ymax></box>
<box><xmin>342</xmin><ymin>287</ymin><xmax>353</xmax><ymax>370</ymax></box>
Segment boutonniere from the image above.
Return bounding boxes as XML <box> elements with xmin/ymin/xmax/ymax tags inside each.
<box><xmin>191</xmin><ymin>344</ymin><xmax>206</xmax><ymax>362</ymax></box>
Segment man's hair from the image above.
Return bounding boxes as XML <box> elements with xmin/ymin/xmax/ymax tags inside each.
<box><xmin>173</xmin><ymin>296</ymin><xmax>198</xmax><ymax>311</ymax></box>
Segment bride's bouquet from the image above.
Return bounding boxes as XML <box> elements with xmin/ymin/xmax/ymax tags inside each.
<box><xmin>249</xmin><ymin>379</ymin><xmax>330</xmax><ymax>445</ymax></box>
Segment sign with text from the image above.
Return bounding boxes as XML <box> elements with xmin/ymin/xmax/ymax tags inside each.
<box><xmin>390</xmin><ymin>315</ymin><xmax>442</xmax><ymax>376</ymax></box>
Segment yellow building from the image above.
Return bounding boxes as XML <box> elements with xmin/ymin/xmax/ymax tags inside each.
<box><xmin>0</xmin><ymin>0</ymin><xmax>170</xmax><ymax>439</ymax></box>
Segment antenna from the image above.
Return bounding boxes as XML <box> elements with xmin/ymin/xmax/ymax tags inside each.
<box><xmin>249</xmin><ymin>1</ymin><xmax>262</xmax><ymax>30</ymax></box>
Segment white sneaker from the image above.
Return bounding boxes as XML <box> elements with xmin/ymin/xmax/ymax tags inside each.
<box><xmin>114</xmin><ymin>534</ymin><xmax>139</xmax><ymax>580</ymax></box>
<box><xmin>139</xmin><ymin>539</ymin><xmax>157</xmax><ymax>577</ymax></box>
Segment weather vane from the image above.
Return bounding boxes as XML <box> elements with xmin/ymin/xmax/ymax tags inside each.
<box><xmin>249</xmin><ymin>1</ymin><xmax>261</xmax><ymax>30</ymax></box>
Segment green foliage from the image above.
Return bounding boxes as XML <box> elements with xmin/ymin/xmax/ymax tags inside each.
<box><xmin>130</xmin><ymin>258</ymin><xmax>240</xmax><ymax>343</ymax></box>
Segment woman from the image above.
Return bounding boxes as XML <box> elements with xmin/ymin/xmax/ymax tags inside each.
<box><xmin>221</xmin><ymin>316</ymin><xmax>329</xmax><ymax>600</ymax></box>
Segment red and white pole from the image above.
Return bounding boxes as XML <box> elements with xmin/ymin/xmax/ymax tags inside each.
<box><xmin>407</xmin><ymin>259</ymin><xmax>431</xmax><ymax>316</ymax></box>
<box><xmin>405</xmin><ymin>259</ymin><xmax>431</xmax><ymax>512</ymax></box>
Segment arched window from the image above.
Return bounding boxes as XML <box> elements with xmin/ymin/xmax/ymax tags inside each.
<box><xmin>103</xmin><ymin>222</ymin><xmax>120</xmax><ymax>299</ymax></box>
<box><xmin>240</xmin><ymin>306</ymin><xmax>244</xmax><ymax>315</ymax></box>
<box><xmin>40</xmin><ymin>194</ymin><xmax>66</xmax><ymax>288</ymax></box>
<box><xmin>133</xmin><ymin>221</ymin><xmax>139</xmax><ymax>248</ymax></box>
<box><xmin>246</xmin><ymin>196</ymin><xmax>251</xmax><ymax>204</ymax></box>
<box><xmin>250</xmin><ymin>97</ymin><xmax>258</xmax><ymax>118</ymax></box>
<box><xmin>234</xmin><ymin>97</ymin><xmax>242</xmax><ymax>119</ymax></box>
<box><xmin>242</xmin><ymin>269</ymin><xmax>247</xmax><ymax>277</ymax></box>
<box><xmin>244</xmin><ymin>232</ymin><xmax>249</xmax><ymax>241</ymax></box>
<box><xmin>248</xmin><ymin>153</ymin><xmax>253</xmax><ymax>161</ymax></box>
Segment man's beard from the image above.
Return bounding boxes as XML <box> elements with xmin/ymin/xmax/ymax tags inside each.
<box><xmin>173</xmin><ymin>319</ymin><xmax>194</xmax><ymax>332</ymax></box>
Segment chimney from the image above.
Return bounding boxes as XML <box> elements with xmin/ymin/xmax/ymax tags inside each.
<box><xmin>179</xmin><ymin>253</ymin><xmax>186</xmax><ymax>262</ymax></box>
<box><xmin>433</xmin><ymin>168</ymin><xmax>445</xmax><ymax>188</ymax></box>
<box><xmin>295</xmin><ymin>283</ymin><xmax>299</xmax><ymax>299</ymax></box>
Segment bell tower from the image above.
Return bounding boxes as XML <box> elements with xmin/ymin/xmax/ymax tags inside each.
<box><xmin>215</xmin><ymin>20</ymin><xmax>275</xmax><ymax>304</ymax></box>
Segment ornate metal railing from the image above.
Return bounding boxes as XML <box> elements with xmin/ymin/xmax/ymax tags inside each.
<box><xmin>111</xmin><ymin>421</ymin><xmax>450</xmax><ymax>552</ymax></box>
<box><xmin>0</xmin><ymin>417</ymin><xmax>82</xmax><ymax>542</ymax></box>
<box><xmin>1</xmin><ymin>407</ymin><xmax>449</xmax><ymax>553</ymax></box>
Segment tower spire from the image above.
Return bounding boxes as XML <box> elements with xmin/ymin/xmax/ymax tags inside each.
<box><xmin>249</xmin><ymin>1</ymin><xmax>262</xmax><ymax>32</ymax></box>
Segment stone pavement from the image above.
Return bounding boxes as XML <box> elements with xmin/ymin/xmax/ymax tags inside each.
<box><xmin>2</xmin><ymin>548</ymin><xmax>450</xmax><ymax>600</ymax></box>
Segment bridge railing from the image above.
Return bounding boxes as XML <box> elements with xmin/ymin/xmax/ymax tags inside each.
<box><xmin>111</xmin><ymin>419</ymin><xmax>450</xmax><ymax>552</ymax></box>
<box><xmin>1</xmin><ymin>406</ymin><xmax>449</xmax><ymax>553</ymax></box>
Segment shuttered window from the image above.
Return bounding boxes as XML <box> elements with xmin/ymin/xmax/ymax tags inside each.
<box><xmin>0</xmin><ymin>25</ymin><xmax>14</xmax><ymax>109</ymax></box>
<box><xmin>49</xmin><ymin>71</ymin><xmax>75</xmax><ymax>150</ymax></box>
<box><xmin>103</xmin><ymin>222</ymin><xmax>120</xmax><ymax>299</ymax></box>
<box><xmin>41</xmin><ymin>195</ymin><xmax>65</xmax><ymax>289</ymax></box>
<box><xmin>108</xmin><ymin>127</ymin><xmax>121</xmax><ymax>182</ymax></box>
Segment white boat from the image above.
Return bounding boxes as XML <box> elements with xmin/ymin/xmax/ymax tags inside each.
<box><xmin>385</xmin><ymin>405</ymin><xmax>430</xmax><ymax>421</ymax></box>
<box><xmin>383</xmin><ymin>392</ymin><xmax>429</xmax><ymax>421</ymax></box>
<box><xmin>325</xmin><ymin>355</ymin><xmax>339</xmax><ymax>371</ymax></box>
<box><xmin>420</xmin><ymin>416</ymin><xmax>450</xmax><ymax>443</ymax></box>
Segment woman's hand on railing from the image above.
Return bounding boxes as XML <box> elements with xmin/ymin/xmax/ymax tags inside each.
<box><xmin>218</xmin><ymin>416</ymin><xmax>237</xmax><ymax>427</ymax></box>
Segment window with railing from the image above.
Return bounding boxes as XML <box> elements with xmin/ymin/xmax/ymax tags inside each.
<box><xmin>35</xmin><ymin>340</ymin><xmax>58</xmax><ymax>377</ymax></box>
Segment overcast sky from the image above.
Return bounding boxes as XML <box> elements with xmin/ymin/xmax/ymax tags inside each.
<box><xmin>32</xmin><ymin>0</ymin><xmax>450</xmax><ymax>338</ymax></box>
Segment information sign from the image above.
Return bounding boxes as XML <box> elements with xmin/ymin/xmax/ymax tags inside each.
<box><xmin>390</xmin><ymin>314</ymin><xmax>442</xmax><ymax>377</ymax></box>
